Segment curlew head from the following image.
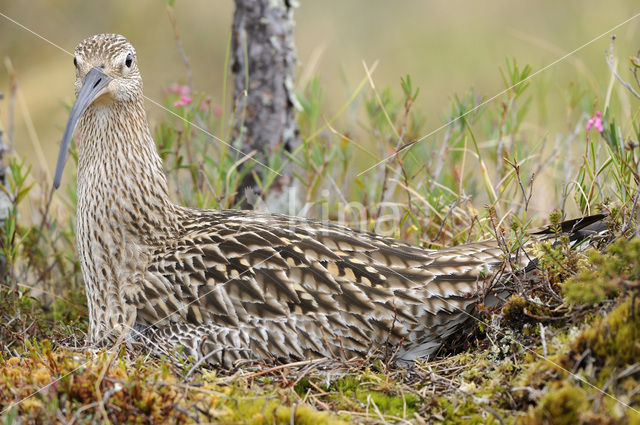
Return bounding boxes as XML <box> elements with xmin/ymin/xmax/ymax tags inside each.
<box><xmin>54</xmin><ymin>34</ymin><xmax>142</xmax><ymax>189</ymax></box>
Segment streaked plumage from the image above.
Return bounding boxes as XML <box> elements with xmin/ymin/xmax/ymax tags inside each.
<box><xmin>55</xmin><ymin>34</ymin><xmax>604</xmax><ymax>367</ymax></box>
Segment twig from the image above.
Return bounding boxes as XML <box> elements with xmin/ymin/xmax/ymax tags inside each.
<box><xmin>605</xmin><ymin>36</ymin><xmax>640</xmax><ymax>99</ymax></box>
<box><xmin>215</xmin><ymin>358</ymin><xmax>328</xmax><ymax>385</ymax></box>
<box><xmin>4</xmin><ymin>58</ymin><xmax>17</xmax><ymax>150</ymax></box>
<box><xmin>484</xmin><ymin>406</ymin><xmax>506</xmax><ymax>425</ymax></box>
<box><xmin>93</xmin><ymin>315</ymin><xmax>136</xmax><ymax>423</ymax></box>
<box><xmin>622</xmin><ymin>183</ymin><xmax>640</xmax><ymax>234</ymax></box>
<box><xmin>289</xmin><ymin>403</ymin><xmax>297</xmax><ymax>425</ymax></box>
<box><xmin>26</xmin><ymin>184</ymin><xmax>55</xmax><ymax>276</ymax></box>
<box><xmin>172</xmin><ymin>404</ymin><xmax>199</xmax><ymax>423</ymax></box>
<box><xmin>504</xmin><ymin>156</ymin><xmax>533</xmax><ymax>212</ymax></box>
<box><xmin>539</xmin><ymin>323</ymin><xmax>548</xmax><ymax>357</ymax></box>
<box><xmin>166</xmin><ymin>4</ymin><xmax>193</xmax><ymax>93</ymax></box>
<box><xmin>433</xmin><ymin>195</ymin><xmax>471</xmax><ymax>243</ymax></box>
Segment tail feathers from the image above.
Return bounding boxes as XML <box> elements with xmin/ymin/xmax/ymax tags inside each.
<box><xmin>532</xmin><ymin>213</ymin><xmax>608</xmax><ymax>242</ymax></box>
<box><xmin>517</xmin><ymin>214</ymin><xmax>608</xmax><ymax>274</ymax></box>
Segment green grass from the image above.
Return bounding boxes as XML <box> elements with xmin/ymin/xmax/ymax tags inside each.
<box><xmin>1</xmin><ymin>23</ymin><xmax>640</xmax><ymax>425</ymax></box>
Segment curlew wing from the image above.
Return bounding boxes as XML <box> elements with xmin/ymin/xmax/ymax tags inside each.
<box><xmin>137</xmin><ymin>210</ymin><xmax>605</xmax><ymax>365</ymax></box>
<box><xmin>134</xmin><ymin>210</ymin><xmax>509</xmax><ymax>364</ymax></box>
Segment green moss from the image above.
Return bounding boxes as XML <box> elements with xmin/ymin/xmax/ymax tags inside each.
<box><xmin>329</xmin><ymin>374</ymin><xmax>420</xmax><ymax>418</ymax></box>
<box><xmin>518</xmin><ymin>354</ymin><xmax>566</xmax><ymax>392</ymax></box>
<box><xmin>520</xmin><ymin>384</ymin><xmax>587</xmax><ymax>425</ymax></box>
<box><xmin>46</xmin><ymin>289</ymin><xmax>88</xmax><ymax>330</ymax></box>
<box><xmin>234</xmin><ymin>398</ymin><xmax>347</xmax><ymax>425</ymax></box>
<box><xmin>362</xmin><ymin>390</ymin><xmax>419</xmax><ymax>416</ymax></box>
<box><xmin>513</xmin><ymin>296</ymin><xmax>640</xmax><ymax>424</ymax></box>
<box><xmin>0</xmin><ymin>346</ymin><xmax>351</xmax><ymax>425</ymax></box>
<box><xmin>562</xmin><ymin>238</ymin><xmax>640</xmax><ymax>305</ymax></box>
<box><xmin>562</xmin><ymin>268</ymin><xmax>619</xmax><ymax>305</ymax></box>
<box><xmin>333</xmin><ymin>375</ymin><xmax>360</xmax><ymax>393</ymax></box>
<box><xmin>574</xmin><ymin>297</ymin><xmax>640</xmax><ymax>368</ymax></box>
<box><xmin>536</xmin><ymin>237</ymin><xmax>576</xmax><ymax>284</ymax></box>
<box><xmin>432</xmin><ymin>396</ymin><xmax>502</xmax><ymax>424</ymax></box>
<box><xmin>294</xmin><ymin>376</ymin><xmax>311</xmax><ymax>397</ymax></box>
<box><xmin>628</xmin><ymin>408</ymin><xmax>640</xmax><ymax>425</ymax></box>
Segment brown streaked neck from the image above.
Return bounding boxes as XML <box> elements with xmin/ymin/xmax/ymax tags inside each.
<box><xmin>76</xmin><ymin>97</ymin><xmax>180</xmax><ymax>241</ymax></box>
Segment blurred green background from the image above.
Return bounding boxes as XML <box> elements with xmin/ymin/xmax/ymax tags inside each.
<box><xmin>0</xmin><ymin>1</ymin><xmax>638</xmax><ymax>189</ymax></box>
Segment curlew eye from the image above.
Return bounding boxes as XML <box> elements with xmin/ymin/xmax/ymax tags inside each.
<box><xmin>73</xmin><ymin>56</ymin><xmax>77</xmax><ymax>68</ymax></box>
<box><xmin>125</xmin><ymin>53</ymin><xmax>133</xmax><ymax>68</ymax></box>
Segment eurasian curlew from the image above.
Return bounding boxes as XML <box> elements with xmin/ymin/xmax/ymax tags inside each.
<box><xmin>54</xmin><ymin>34</ymin><xmax>604</xmax><ymax>367</ymax></box>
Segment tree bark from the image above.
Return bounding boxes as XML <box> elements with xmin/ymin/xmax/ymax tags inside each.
<box><xmin>231</xmin><ymin>0</ymin><xmax>301</xmax><ymax>213</ymax></box>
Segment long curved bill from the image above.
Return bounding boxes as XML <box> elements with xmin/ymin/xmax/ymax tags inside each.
<box><xmin>53</xmin><ymin>67</ymin><xmax>113</xmax><ymax>189</ymax></box>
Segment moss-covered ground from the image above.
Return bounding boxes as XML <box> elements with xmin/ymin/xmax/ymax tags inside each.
<box><xmin>1</xmin><ymin>235</ymin><xmax>639</xmax><ymax>424</ymax></box>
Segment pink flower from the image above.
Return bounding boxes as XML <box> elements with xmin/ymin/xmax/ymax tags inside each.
<box><xmin>586</xmin><ymin>111</ymin><xmax>603</xmax><ymax>132</ymax></box>
<box><xmin>173</xmin><ymin>95</ymin><xmax>193</xmax><ymax>108</ymax></box>
<box><xmin>179</xmin><ymin>85</ymin><xmax>190</xmax><ymax>97</ymax></box>
<box><xmin>167</xmin><ymin>83</ymin><xmax>191</xmax><ymax>96</ymax></box>
<box><xmin>213</xmin><ymin>105</ymin><xmax>222</xmax><ymax>117</ymax></box>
